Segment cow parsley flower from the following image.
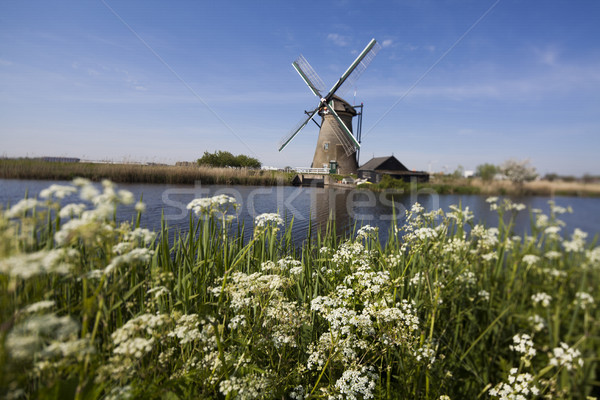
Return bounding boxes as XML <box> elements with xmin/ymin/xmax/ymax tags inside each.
<box><xmin>254</xmin><ymin>212</ymin><xmax>284</xmax><ymax>228</ymax></box>
<box><xmin>58</xmin><ymin>203</ymin><xmax>87</xmax><ymax>218</ymax></box>
<box><xmin>531</xmin><ymin>292</ymin><xmax>552</xmax><ymax>308</ymax></box>
<box><xmin>574</xmin><ymin>291</ymin><xmax>594</xmax><ymax>310</ymax></box>
<box><xmin>5</xmin><ymin>199</ymin><xmax>39</xmax><ymax>218</ymax></box>
<box><xmin>549</xmin><ymin>342</ymin><xmax>583</xmax><ymax>370</ymax></box>
<box><xmin>356</xmin><ymin>225</ymin><xmax>378</xmax><ymax>239</ymax></box>
<box><xmin>40</xmin><ymin>184</ymin><xmax>77</xmax><ymax>199</ymax></box>
<box><xmin>522</xmin><ymin>254</ymin><xmax>540</xmax><ymax>266</ymax></box>
<box><xmin>528</xmin><ymin>315</ymin><xmax>546</xmax><ymax>332</ymax></box>
<box><xmin>510</xmin><ymin>333</ymin><xmax>536</xmax><ymax>365</ymax></box>
<box><xmin>187</xmin><ymin>195</ymin><xmax>238</xmax><ymax>218</ymax></box>
<box><xmin>332</xmin><ymin>365</ymin><xmax>377</xmax><ymax>400</ymax></box>
<box><xmin>489</xmin><ymin>368</ymin><xmax>539</xmax><ymax>399</ymax></box>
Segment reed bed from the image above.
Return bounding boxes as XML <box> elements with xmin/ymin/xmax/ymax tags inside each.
<box><xmin>1</xmin><ymin>180</ymin><xmax>599</xmax><ymax>399</ymax></box>
<box><xmin>0</xmin><ymin>159</ymin><xmax>292</xmax><ymax>186</ymax></box>
<box><xmin>430</xmin><ymin>176</ymin><xmax>600</xmax><ymax>197</ymax></box>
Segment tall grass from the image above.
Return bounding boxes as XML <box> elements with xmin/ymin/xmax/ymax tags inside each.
<box><xmin>0</xmin><ymin>180</ymin><xmax>599</xmax><ymax>399</ymax></box>
<box><xmin>0</xmin><ymin>159</ymin><xmax>293</xmax><ymax>185</ymax></box>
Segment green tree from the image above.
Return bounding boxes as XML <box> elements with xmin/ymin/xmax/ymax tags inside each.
<box><xmin>476</xmin><ymin>163</ymin><xmax>498</xmax><ymax>181</ymax></box>
<box><xmin>197</xmin><ymin>151</ymin><xmax>261</xmax><ymax>168</ymax></box>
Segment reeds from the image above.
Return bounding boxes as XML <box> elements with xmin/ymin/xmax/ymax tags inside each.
<box><xmin>0</xmin><ymin>159</ymin><xmax>293</xmax><ymax>186</ymax></box>
<box><xmin>1</xmin><ymin>180</ymin><xmax>599</xmax><ymax>399</ymax></box>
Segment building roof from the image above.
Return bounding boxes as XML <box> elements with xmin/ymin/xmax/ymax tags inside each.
<box><xmin>358</xmin><ymin>155</ymin><xmax>409</xmax><ymax>172</ymax></box>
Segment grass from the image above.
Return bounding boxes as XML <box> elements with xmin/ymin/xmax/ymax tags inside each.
<box><xmin>361</xmin><ymin>174</ymin><xmax>600</xmax><ymax>197</ymax></box>
<box><xmin>0</xmin><ymin>158</ymin><xmax>295</xmax><ymax>186</ymax></box>
<box><xmin>1</xmin><ymin>179</ymin><xmax>599</xmax><ymax>399</ymax></box>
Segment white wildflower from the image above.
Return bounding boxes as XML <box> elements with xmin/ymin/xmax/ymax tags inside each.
<box><xmin>574</xmin><ymin>292</ymin><xmax>594</xmax><ymax>310</ymax></box>
<box><xmin>40</xmin><ymin>184</ymin><xmax>77</xmax><ymax>199</ymax></box>
<box><xmin>23</xmin><ymin>300</ymin><xmax>55</xmax><ymax>314</ymax></box>
<box><xmin>531</xmin><ymin>292</ymin><xmax>552</xmax><ymax>308</ymax></box>
<box><xmin>522</xmin><ymin>254</ymin><xmax>540</xmax><ymax>266</ymax></box>
<box><xmin>333</xmin><ymin>366</ymin><xmax>377</xmax><ymax>400</ymax></box>
<box><xmin>6</xmin><ymin>199</ymin><xmax>39</xmax><ymax>218</ymax></box>
<box><xmin>489</xmin><ymin>368</ymin><xmax>539</xmax><ymax>399</ymax></box>
<box><xmin>58</xmin><ymin>203</ymin><xmax>87</xmax><ymax>218</ymax></box>
<box><xmin>254</xmin><ymin>212</ymin><xmax>284</xmax><ymax>228</ymax></box>
<box><xmin>549</xmin><ymin>342</ymin><xmax>583</xmax><ymax>370</ymax></box>
<box><xmin>528</xmin><ymin>315</ymin><xmax>546</xmax><ymax>332</ymax></box>
<box><xmin>356</xmin><ymin>225</ymin><xmax>378</xmax><ymax>239</ymax></box>
<box><xmin>509</xmin><ymin>333</ymin><xmax>536</xmax><ymax>364</ymax></box>
<box><xmin>187</xmin><ymin>195</ymin><xmax>238</xmax><ymax>217</ymax></box>
<box><xmin>544</xmin><ymin>251</ymin><xmax>562</xmax><ymax>260</ymax></box>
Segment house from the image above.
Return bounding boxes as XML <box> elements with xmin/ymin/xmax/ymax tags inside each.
<box><xmin>358</xmin><ymin>155</ymin><xmax>429</xmax><ymax>183</ymax></box>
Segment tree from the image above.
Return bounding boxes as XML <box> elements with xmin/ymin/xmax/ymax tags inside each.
<box><xmin>500</xmin><ymin>159</ymin><xmax>537</xmax><ymax>186</ymax></box>
<box><xmin>197</xmin><ymin>151</ymin><xmax>261</xmax><ymax>168</ymax></box>
<box><xmin>475</xmin><ymin>163</ymin><xmax>498</xmax><ymax>181</ymax></box>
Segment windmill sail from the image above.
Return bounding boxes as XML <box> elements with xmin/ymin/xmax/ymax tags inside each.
<box><xmin>323</xmin><ymin>100</ymin><xmax>360</xmax><ymax>149</ymax></box>
<box><xmin>336</xmin><ymin>41</ymin><xmax>381</xmax><ymax>98</ymax></box>
<box><xmin>327</xmin><ymin>114</ymin><xmax>358</xmax><ymax>157</ymax></box>
<box><xmin>292</xmin><ymin>55</ymin><xmax>325</xmax><ymax>98</ymax></box>
<box><xmin>325</xmin><ymin>39</ymin><xmax>380</xmax><ymax>100</ymax></box>
<box><xmin>278</xmin><ymin>106</ymin><xmax>320</xmax><ymax>151</ymax></box>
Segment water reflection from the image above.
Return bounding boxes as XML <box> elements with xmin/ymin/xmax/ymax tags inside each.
<box><xmin>1</xmin><ymin>179</ymin><xmax>599</xmax><ymax>245</ymax></box>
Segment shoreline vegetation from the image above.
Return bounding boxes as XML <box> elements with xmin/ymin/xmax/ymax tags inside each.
<box><xmin>2</xmin><ymin>158</ymin><xmax>600</xmax><ymax>197</ymax></box>
<box><xmin>363</xmin><ymin>174</ymin><xmax>600</xmax><ymax>197</ymax></box>
<box><xmin>1</xmin><ymin>180</ymin><xmax>599</xmax><ymax>398</ymax></box>
<box><xmin>0</xmin><ymin>158</ymin><xmax>294</xmax><ymax>186</ymax></box>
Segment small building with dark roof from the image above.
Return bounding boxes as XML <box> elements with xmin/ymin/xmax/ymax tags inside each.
<box><xmin>358</xmin><ymin>155</ymin><xmax>429</xmax><ymax>183</ymax></box>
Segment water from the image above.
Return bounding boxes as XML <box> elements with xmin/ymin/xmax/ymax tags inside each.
<box><xmin>1</xmin><ymin>179</ymin><xmax>600</xmax><ymax>244</ymax></box>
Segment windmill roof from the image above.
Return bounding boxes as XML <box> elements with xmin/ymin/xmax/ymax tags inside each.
<box><xmin>359</xmin><ymin>155</ymin><xmax>409</xmax><ymax>172</ymax></box>
<box><xmin>327</xmin><ymin>95</ymin><xmax>357</xmax><ymax>115</ymax></box>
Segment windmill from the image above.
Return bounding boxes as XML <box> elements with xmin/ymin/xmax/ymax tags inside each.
<box><xmin>278</xmin><ymin>38</ymin><xmax>381</xmax><ymax>175</ymax></box>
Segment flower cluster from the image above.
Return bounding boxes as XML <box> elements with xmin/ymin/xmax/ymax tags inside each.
<box><xmin>489</xmin><ymin>368</ymin><xmax>539</xmax><ymax>399</ymax></box>
<box><xmin>187</xmin><ymin>194</ymin><xmax>238</xmax><ymax>219</ymax></box>
<box><xmin>509</xmin><ymin>334</ymin><xmax>536</xmax><ymax>365</ymax></box>
<box><xmin>549</xmin><ymin>342</ymin><xmax>583</xmax><ymax>371</ymax></box>
<box><xmin>531</xmin><ymin>292</ymin><xmax>552</xmax><ymax>308</ymax></box>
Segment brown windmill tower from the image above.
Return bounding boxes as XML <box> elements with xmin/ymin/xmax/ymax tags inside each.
<box><xmin>278</xmin><ymin>39</ymin><xmax>380</xmax><ymax>174</ymax></box>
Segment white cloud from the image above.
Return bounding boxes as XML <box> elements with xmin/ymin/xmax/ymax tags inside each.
<box><xmin>0</xmin><ymin>59</ymin><xmax>13</xmax><ymax>67</ymax></box>
<box><xmin>533</xmin><ymin>46</ymin><xmax>560</xmax><ymax>66</ymax></box>
<box><xmin>327</xmin><ymin>33</ymin><xmax>350</xmax><ymax>47</ymax></box>
<box><xmin>381</xmin><ymin>39</ymin><xmax>393</xmax><ymax>48</ymax></box>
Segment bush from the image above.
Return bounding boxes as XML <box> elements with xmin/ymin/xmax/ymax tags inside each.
<box><xmin>476</xmin><ymin>163</ymin><xmax>499</xmax><ymax>181</ymax></box>
<box><xmin>197</xmin><ymin>151</ymin><xmax>261</xmax><ymax>168</ymax></box>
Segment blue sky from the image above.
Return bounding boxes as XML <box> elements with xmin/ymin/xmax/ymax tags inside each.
<box><xmin>1</xmin><ymin>1</ymin><xmax>599</xmax><ymax>175</ymax></box>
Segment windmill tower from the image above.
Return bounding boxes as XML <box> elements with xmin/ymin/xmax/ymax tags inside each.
<box><xmin>278</xmin><ymin>39</ymin><xmax>381</xmax><ymax>175</ymax></box>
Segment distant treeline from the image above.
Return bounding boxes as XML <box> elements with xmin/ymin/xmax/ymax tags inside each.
<box><xmin>0</xmin><ymin>158</ymin><xmax>292</xmax><ymax>186</ymax></box>
<box><xmin>197</xmin><ymin>151</ymin><xmax>261</xmax><ymax>169</ymax></box>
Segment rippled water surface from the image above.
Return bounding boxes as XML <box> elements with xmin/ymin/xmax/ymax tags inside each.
<box><xmin>2</xmin><ymin>179</ymin><xmax>599</xmax><ymax>244</ymax></box>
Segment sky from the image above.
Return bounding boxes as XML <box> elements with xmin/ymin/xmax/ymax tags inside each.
<box><xmin>1</xmin><ymin>1</ymin><xmax>599</xmax><ymax>176</ymax></box>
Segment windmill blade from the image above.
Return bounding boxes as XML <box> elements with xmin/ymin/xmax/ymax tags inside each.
<box><xmin>278</xmin><ymin>106</ymin><xmax>320</xmax><ymax>152</ymax></box>
<box><xmin>292</xmin><ymin>55</ymin><xmax>325</xmax><ymax>98</ymax></box>
<box><xmin>327</xmin><ymin>114</ymin><xmax>358</xmax><ymax>157</ymax></box>
<box><xmin>325</xmin><ymin>38</ymin><xmax>381</xmax><ymax>100</ymax></box>
<box><xmin>323</xmin><ymin>100</ymin><xmax>361</xmax><ymax>149</ymax></box>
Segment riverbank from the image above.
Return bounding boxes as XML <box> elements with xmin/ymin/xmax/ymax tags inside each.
<box><xmin>359</xmin><ymin>175</ymin><xmax>600</xmax><ymax>197</ymax></box>
<box><xmin>0</xmin><ymin>159</ymin><xmax>294</xmax><ymax>186</ymax></box>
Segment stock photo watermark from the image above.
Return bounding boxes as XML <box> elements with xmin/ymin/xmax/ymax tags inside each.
<box><xmin>160</xmin><ymin>180</ymin><xmax>440</xmax><ymax>223</ymax></box>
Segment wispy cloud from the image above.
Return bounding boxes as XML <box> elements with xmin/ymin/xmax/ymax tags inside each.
<box><xmin>381</xmin><ymin>39</ymin><xmax>393</xmax><ymax>48</ymax></box>
<box><xmin>0</xmin><ymin>58</ymin><xmax>14</xmax><ymax>67</ymax></box>
<box><xmin>327</xmin><ymin>33</ymin><xmax>350</xmax><ymax>47</ymax></box>
<box><xmin>533</xmin><ymin>45</ymin><xmax>560</xmax><ymax>66</ymax></box>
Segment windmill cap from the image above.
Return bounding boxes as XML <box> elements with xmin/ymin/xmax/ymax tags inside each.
<box><xmin>321</xmin><ymin>95</ymin><xmax>357</xmax><ymax>116</ymax></box>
